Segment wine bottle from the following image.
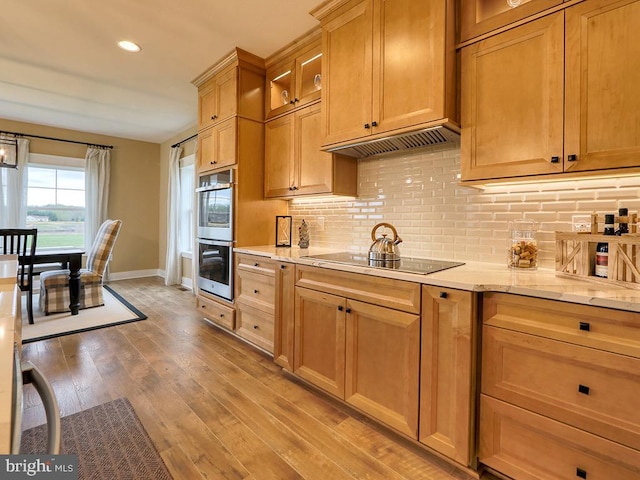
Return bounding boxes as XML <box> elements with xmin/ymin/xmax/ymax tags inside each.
<box><xmin>616</xmin><ymin>208</ymin><xmax>629</xmax><ymax>236</ymax></box>
<box><xmin>595</xmin><ymin>214</ymin><xmax>615</xmax><ymax>278</ymax></box>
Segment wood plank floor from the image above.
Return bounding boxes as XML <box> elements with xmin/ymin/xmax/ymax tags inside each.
<box><xmin>21</xmin><ymin>277</ymin><xmax>485</xmax><ymax>480</ymax></box>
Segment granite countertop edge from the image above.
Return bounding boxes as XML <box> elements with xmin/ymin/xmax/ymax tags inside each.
<box><xmin>234</xmin><ymin>246</ymin><xmax>640</xmax><ymax>313</ymax></box>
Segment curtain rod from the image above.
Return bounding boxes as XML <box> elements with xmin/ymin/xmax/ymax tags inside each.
<box><xmin>0</xmin><ymin>130</ymin><xmax>113</xmax><ymax>149</ymax></box>
<box><xmin>171</xmin><ymin>133</ymin><xmax>197</xmax><ymax>148</ymax></box>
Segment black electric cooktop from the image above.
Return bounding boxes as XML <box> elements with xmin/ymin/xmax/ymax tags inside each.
<box><xmin>302</xmin><ymin>252</ymin><xmax>464</xmax><ymax>275</ymax></box>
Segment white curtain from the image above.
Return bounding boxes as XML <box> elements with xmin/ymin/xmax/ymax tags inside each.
<box><xmin>84</xmin><ymin>146</ymin><xmax>111</xmax><ymax>249</ymax></box>
<box><xmin>0</xmin><ymin>136</ymin><xmax>30</xmax><ymax>228</ymax></box>
<box><xmin>165</xmin><ymin>146</ymin><xmax>183</xmax><ymax>285</ymax></box>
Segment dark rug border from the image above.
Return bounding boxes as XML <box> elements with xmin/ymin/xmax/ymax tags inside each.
<box><xmin>22</xmin><ymin>285</ymin><xmax>147</xmax><ymax>344</ymax></box>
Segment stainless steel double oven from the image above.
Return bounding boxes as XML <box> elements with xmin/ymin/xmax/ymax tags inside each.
<box><xmin>196</xmin><ymin>169</ymin><xmax>234</xmax><ymax>301</ymax></box>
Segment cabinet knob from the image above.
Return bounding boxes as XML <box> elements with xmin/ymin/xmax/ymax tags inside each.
<box><xmin>294</xmin><ymin>97</ymin><xmax>299</xmax><ymax>103</ymax></box>
<box><xmin>292</xmin><ymin>186</ymin><xmax>298</xmax><ymax>191</ymax></box>
<box><xmin>550</xmin><ymin>156</ymin><xmax>560</xmax><ymax>163</ymax></box>
<box><xmin>254</xmin><ymin>262</ymin><xmax>259</xmax><ymax>267</ymax></box>
<box><xmin>253</xmin><ymin>325</ymin><xmax>259</xmax><ymax>330</ymax></box>
<box><xmin>280</xmin><ymin>265</ymin><xmax>286</xmax><ymax>269</ymax></box>
<box><xmin>338</xmin><ymin>305</ymin><xmax>344</xmax><ymax>311</ymax></box>
<box><xmin>345</xmin><ymin>307</ymin><xmax>352</xmax><ymax>314</ymax></box>
<box><xmin>439</xmin><ymin>291</ymin><xmax>448</xmax><ymax>299</ymax></box>
<box><xmin>576</xmin><ymin>467</ymin><xmax>587</xmax><ymax>479</ymax></box>
<box><xmin>579</xmin><ymin>322</ymin><xmax>590</xmax><ymax>332</ymax></box>
<box><xmin>364</xmin><ymin>123</ymin><xmax>370</xmax><ymax>129</ymax></box>
<box><xmin>371</xmin><ymin>121</ymin><xmax>378</xmax><ymax>127</ymax></box>
<box><xmin>578</xmin><ymin>384</ymin><xmax>590</xmax><ymax>395</ymax></box>
<box><xmin>254</xmin><ymin>289</ymin><xmax>259</xmax><ymax>294</ymax></box>
<box><xmin>211</xmin><ymin>114</ymin><xmax>218</xmax><ymax>120</ymax></box>
<box><xmin>567</xmin><ymin>154</ymin><xmax>578</xmax><ymax>162</ymax></box>
<box><xmin>219</xmin><ymin>313</ymin><xmax>224</xmax><ymax>318</ymax></box>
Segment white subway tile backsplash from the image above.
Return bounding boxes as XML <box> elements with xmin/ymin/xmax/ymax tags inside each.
<box><xmin>288</xmin><ymin>146</ymin><xmax>640</xmax><ymax>268</ymax></box>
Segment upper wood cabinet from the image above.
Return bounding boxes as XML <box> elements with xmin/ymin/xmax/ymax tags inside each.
<box><xmin>461</xmin><ymin>0</ymin><xmax>640</xmax><ymax>182</ymax></box>
<box><xmin>265</xmin><ymin>29</ymin><xmax>323</xmax><ymax>120</ymax></box>
<box><xmin>264</xmin><ymin>102</ymin><xmax>357</xmax><ymax>198</ymax></box>
<box><xmin>193</xmin><ymin>48</ymin><xmax>266</xmax><ymax>174</ymax></box>
<box><xmin>312</xmin><ymin>0</ymin><xmax>458</xmax><ymax>148</ymax></box>
<box><xmin>460</xmin><ymin>0</ymin><xmax>564</xmax><ymax>43</ymax></box>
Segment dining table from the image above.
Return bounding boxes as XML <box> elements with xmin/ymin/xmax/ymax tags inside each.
<box><xmin>19</xmin><ymin>248</ymin><xmax>85</xmax><ymax>315</ymax></box>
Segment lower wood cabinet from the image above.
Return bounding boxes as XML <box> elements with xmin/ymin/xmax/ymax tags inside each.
<box><xmin>274</xmin><ymin>261</ymin><xmax>295</xmax><ymax>371</ymax></box>
<box><xmin>293</xmin><ymin>266</ymin><xmax>422</xmax><ymax>438</ymax></box>
<box><xmin>197</xmin><ymin>293</ymin><xmax>235</xmax><ymax>330</ymax></box>
<box><xmin>480</xmin><ymin>292</ymin><xmax>640</xmax><ymax>479</ymax></box>
<box><xmin>420</xmin><ymin>286</ymin><xmax>477</xmax><ymax>466</ymax></box>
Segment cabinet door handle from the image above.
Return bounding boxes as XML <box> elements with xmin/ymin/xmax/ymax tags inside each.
<box><xmin>280</xmin><ymin>265</ymin><xmax>286</xmax><ymax>269</ymax></box>
<box><xmin>345</xmin><ymin>307</ymin><xmax>352</xmax><ymax>314</ymax></box>
<box><xmin>576</xmin><ymin>467</ymin><xmax>587</xmax><ymax>479</ymax></box>
<box><xmin>371</xmin><ymin>121</ymin><xmax>378</xmax><ymax>127</ymax></box>
<box><xmin>550</xmin><ymin>156</ymin><xmax>560</xmax><ymax>163</ymax></box>
<box><xmin>338</xmin><ymin>305</ymin><xmax>344</xmax><ymax>311</ymax></box>
<box><xmin>364</xmin><ymin>123</ymin><xmax>370</xmax><ymax>129</ymax></box>
<box><xmin>293</xmin><ymin>97</ymin><xmax>299</xmax><ymax>103</ymax></box>
<box><xmin>211</xmin><ymin>114</ymin><xmax>218</xmax><ymax>120</ymax></box>
<box><xmin>292</xmin><ymin>186</ymin><xmax>298</xmax><ymax>191</ymax></box>
<box><xmin>439</xmin><ymin>291</ymin><xmax>448</xmax><ymax>299</ymax></box>
<box><xmin>578</xmin><ymin>384</ymin><xmax>590</xmax><ymax>395</ymax></box>
<box><xmin>579</xmin><ymin>322</ymin><xmax>590</xmax><ymax>332</ymax></box>
<box><xmin>567</xmin><ymin>154</ymin><xmax>578</xmax><ymax>162</ymax></box>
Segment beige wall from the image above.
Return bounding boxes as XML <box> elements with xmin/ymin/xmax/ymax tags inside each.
<box><xmin>0</xmin><ymin>118</ymin><xmax>161</xmax><ymax>275</ymax></box>
<box><xmin>159</xmin><ymin>125</ymin><xmax>197</xmax><ymax>282</ymax></box>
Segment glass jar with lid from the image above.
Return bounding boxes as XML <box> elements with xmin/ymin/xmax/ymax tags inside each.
<box><xmin>508</xmin><ymin>219</ymin><xmax>538</xmax><ymax>269</ymax></box>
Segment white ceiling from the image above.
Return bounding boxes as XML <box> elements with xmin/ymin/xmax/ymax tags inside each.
<box><xmin>0</xmin><ymin>0</ymin><xmax>320</xmax><ymax>143</ymax></box>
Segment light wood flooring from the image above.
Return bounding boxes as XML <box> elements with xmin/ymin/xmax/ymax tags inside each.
<box><xmin>21</xmin><ymin>277</ymin><xmax>484</xmax><ymax>480</ymax></box>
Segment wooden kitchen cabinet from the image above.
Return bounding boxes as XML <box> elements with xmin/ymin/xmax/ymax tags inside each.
<box><xmin>293</xmin><ymin>265</ymin><xmax>421</xmax><ymax>437</ymax></box>
<box><xmin>420</xmin><ymin>286</ymin><xmax>477</xmax><ymax>466</ymax></box>
<box><xmin>459</xmin><ymin>0</ymin><xmax>564</xmax><ymax>43</ymax></box>
<box><xmin>462</xmin><ymin>0</ymin><xmax>640</xmax><ymax>182</ymax></box>
<box><xmin>479</xmin><ymin>292</ymin><xmax>640</xmax><ymax>479</ymax></box>
<box><xmin>264</xmin><ymin>102</ymin><xmax>357</xmax><ymax>198</ymax></box>
<box><xmin>235</xmin><ymin>253</ymin><xmax>277</xmax><ymax>353</ymax></box>
<box><xmin>197</xmin><ymin>118</ymin><xmax>237</xmax><ymax>171</ymax></box>
<box><xmin>197</xmin><ymin>293</ymin><xmax>235</xmax><ymax>330</ymax></box>
<box><xmin>274</xmin><ymin>262</ymin><xmax>295</xmax><ymax>371</ymax></box>
<box><xmin>312</xmin><ymin>0</ymin><xmax>458</xmax><ymax>148</ymax></box>
<box><xmin>265</xmin><ymin>28</ymin><xmax>322</xmax><ymax>120</ymax></box>
<box><xmin>193</xmin><ymin>48</ymin><xmax>266</xmax><ymax>173</ymax></box>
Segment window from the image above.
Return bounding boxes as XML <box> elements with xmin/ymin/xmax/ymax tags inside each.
<box><xmin>26</xmin><ymin>154</ymin><xmax>85</xmax><ymax>248</ymax></box>
<box><xmin>178</xmin><ymin>154</ymin><xmax>195</xmax><ymax>254</ymax></box>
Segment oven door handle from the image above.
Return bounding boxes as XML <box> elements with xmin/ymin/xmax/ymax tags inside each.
<box><xmin>196</xmin><ymin>183</ymin><xmax>233</xmax><ymax>192</ymax></box>
<box><xmin>198</xmin><ymin>239</ymin><xmax>234</xmax><ymax>247</ymax></box>
<box><xmin>21</xmin><ymin>361</ymin><xmax>62</xmax><ymax>455</ymax></box>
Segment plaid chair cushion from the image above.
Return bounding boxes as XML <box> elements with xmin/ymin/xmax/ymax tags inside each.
<box><xmin>39</xmin><ymin>219</ymin><xmax>122</xmax><ymax>315</ymax></box>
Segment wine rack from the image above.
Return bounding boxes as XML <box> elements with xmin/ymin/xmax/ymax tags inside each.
<box><xmin>556</xmin><ymin>213</ymin><xmax>640</xmax><ymax>288</ymax></box>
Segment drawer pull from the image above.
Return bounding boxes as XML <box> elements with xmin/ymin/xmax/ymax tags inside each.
<box><xmin>254</xmin><ymin>262</ymin><xmax>259</xmax><ymax>267</ymax></box>
<box><xmin>254</xmin><ymin>289</ymin><xmax>259</xmax><ymax>294</ymax></box>
<box><xmin>253</xmin><ymin>325</ymin><xmax>259</xmax><ymax>330</ymax></box>
<box><xmin>280</xmin><ymin>265</ymin><xmax>286</xmax><ymax>269</ymax></box>
<box><xmin>578</xmin><ymin>384</ymin><xmax>590</xmax><ymax>395</ymax></box>
<box><xmin>576</xmin><ymin>467</ymin><xmax>587</xmax><ymax>479</ymax></box>
<box><xmin>579</xmin><ymin>322</ymin><xmax>590</xmax><ymax>332</ymax></box>
<box><xmin>219</xmin><ymin>313</ymin><xmax>224</xmax><ymax>318</ymax></box>
<box><xmin>439</xmin><ymin>291</ymin><xmax>448</xmax><ymax>299</ymax></box>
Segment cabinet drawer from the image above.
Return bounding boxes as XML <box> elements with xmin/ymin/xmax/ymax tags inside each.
<box><xmin>483</xmin><ymin>292</ymin><xmax>640</xmax><ymax>358</ymax></box>
<box><xmin>236</xmin><ymin>300</ymin><xmax>274</xmax><ymax>353</ymax></box>
<box><xmin>295</xmin><ymin>264</ymin><xmax>421</xmax><ymax>314</ymax></box>
<box><xmin>236</xmin><ymin>269</ymin><xmax>275</xmax><ymax>313</ymax></box>
<box><xmin>479</xmin><ymin>395</ymin><xmax>640</xmax><ymax>480</ymax></box>
<box><xmin>236</xmin><ymin>253</ymin><xmax>277</xmax><ymax>276</ymax></box>
<box><xmin>483</xmin><ymin>325</ymin><xmax>640</xmax><ymax>451</ymax></box>
<box><xmin>197</xmin><ymin>295</ymin><xmax>235</xmax><ymax>331</ymax></box>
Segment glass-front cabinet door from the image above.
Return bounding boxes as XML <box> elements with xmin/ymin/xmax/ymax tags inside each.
<box><xmin>460</xmin><ymin>0</ymin><xmax>563</xmax><ymax>42</ymax></box>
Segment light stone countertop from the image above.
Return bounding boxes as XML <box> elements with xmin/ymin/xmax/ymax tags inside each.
<box><xmin>0</xmin><ymin>255</ymin><xmax>21</xmax><ymax>454</ymax></box>
<box><xmin>234</xmin><ymin>245</ymin><xmax>640</xmax><ymax>313</ymax></box>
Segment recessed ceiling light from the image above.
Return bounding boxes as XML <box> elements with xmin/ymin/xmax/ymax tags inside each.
<box><xmin>117</xmin><ymin>40</ymin><xmax>141</xmax><ymax>52</ymax></box>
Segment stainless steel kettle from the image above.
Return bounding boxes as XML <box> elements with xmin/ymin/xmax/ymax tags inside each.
<box><xmin>368</xmin><ymin>223</ymin><xmax>402</xmax><ymax>262</ymax></box>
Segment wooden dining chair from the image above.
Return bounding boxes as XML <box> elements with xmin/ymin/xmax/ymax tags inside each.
<box><xmin>0</xmin><ymin>228</ymin><xmax>38</xmax><ymax>324</ymax></box>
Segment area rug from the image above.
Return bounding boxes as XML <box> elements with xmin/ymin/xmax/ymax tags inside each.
<box><xmin>22</xmin><ymin>285</ymin><xmax>147</xmax><ymax>343</ymax></box>
<box><xmin>20</xmin><ymin>397</ymin><xmax>173</xmax><ymax>480</ymax></box>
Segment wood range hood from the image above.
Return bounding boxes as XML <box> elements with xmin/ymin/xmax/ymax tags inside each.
<box><xmin>324</xmin><ymin>125</ymin><xmax>460</xmax><ymax>159</ymax></box>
